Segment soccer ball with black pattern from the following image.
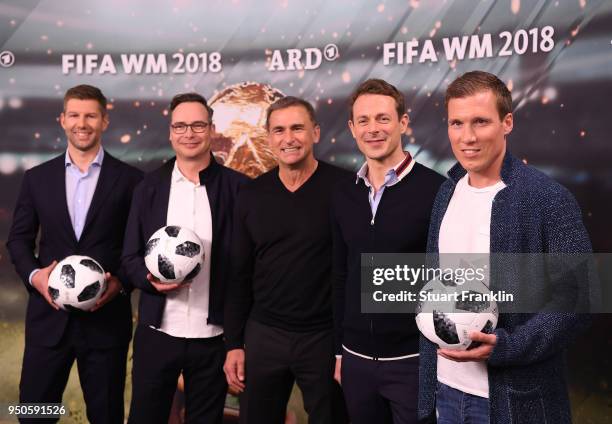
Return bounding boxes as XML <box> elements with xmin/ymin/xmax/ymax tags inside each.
<box><xmin>144</xmin><ymin>225</ymin><xmax>204</xmax><ymax>284</ymax></box>
<box><xmin>415</xmin><ymin>278</ymin><xmax>498</xmax><ymax>350</ymax></box>
<box><xmin>47</xmin><ymin>255</ymin><xmax>106</xmax><ymax>311</ymax></box>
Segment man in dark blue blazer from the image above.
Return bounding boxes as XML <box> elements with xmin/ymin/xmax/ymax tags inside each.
<box><xmin>121</xmin><ymin>92</ymin><xmax>248</xmax><ymax>424</ymax></box>
<box><xmin>6</xmin><ymin>85</ymin><xmax>143</xmax><ymax>424</ymax></box>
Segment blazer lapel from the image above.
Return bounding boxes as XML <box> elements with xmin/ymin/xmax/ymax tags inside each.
<box><xmin>147</xmin><ymin>159</ymin><xmax>174</xmax><ymax>236</ymax></box>
<box><xmin>200</xmin><ymin>156</ymin><xmax>221</xmax><ymax>244</ymax></box>
<box><xmin>82</xmin><ymin>151</ymin><xmax>121</xmax><ymax>234</ymax></box>
<box><xmin>52</xmin><ymin>155</ymin><xmax>78</xmax><ymax>243</ymax></box>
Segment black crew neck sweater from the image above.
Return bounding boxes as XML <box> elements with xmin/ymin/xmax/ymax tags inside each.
<box><xmin>224</xmin><ymin>161</ymin><xmax>352</xmax><ymax>350</ymax></box>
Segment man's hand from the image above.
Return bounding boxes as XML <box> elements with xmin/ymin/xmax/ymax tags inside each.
<box><xmin>334</xmin><ymin>357</ymin><xmax>342</xmax><ymax>385</ymax></box>
<box><xmin>147</xmin><ymin>273</ymin><xmax>190</xmax><ymax>293</ymax></box>
<box><xmin>31</xmin><ymin>261</ymin><xmax>59</xmax><ymax>310</ymax></box>
<box><xmin>90</xmin><ymin>273</ymin><xmax>123</xmax><ymax>312</ymax></box>
<box><xmin>437</xmin><ymin>331</ymin><xmax>497</xmax><ymax>362</ymax></box>
<box><xmin>223</xmin><ymin>349</ymin><xmax>246</xmax><ymax>393</ymax></box>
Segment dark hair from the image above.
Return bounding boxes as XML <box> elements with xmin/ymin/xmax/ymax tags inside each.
<box><xmin>445</xmin><ymin>71</ymin><xmax>513</xmax><ymax>119</ymax></box>
<box><xmin>349</xmin><ymin>78</ymin><xmax>406</xmax><ymax>120</ymax></box>
<box><xmin>63</xmin><ymin>84</ymin><xmax>107</xmax><ymax>114</ymax></box>
<box><xmin>265</xmin><ymin>96</ymin><xmax>317</xmax><ymax>129</ymax></box>
<box><xmin>169</xmin><ymin>92</ymin><xmax>214</xmax><ymax>122</ymax></box>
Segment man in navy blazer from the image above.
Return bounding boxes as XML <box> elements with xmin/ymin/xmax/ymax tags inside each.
<box><xmin>6</xmin><ymin>85</ymin><xmax>143</xmax><ymax>423</ymax></box>
<box><xmin>121</xmin><ymin>92</ymin><xmax>248</xmax><ymax>423</ymax></box>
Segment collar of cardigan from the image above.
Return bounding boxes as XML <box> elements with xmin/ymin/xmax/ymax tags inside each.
<box><xmin>446</xmin><ymin>150</ymin><xmax>517</xmax><ymax>187</ymax></box>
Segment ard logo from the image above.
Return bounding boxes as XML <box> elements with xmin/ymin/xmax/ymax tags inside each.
<box><xmin>0</xmin><ymin>50</ymin><xmax>15</xmax><ymax>68</ymax></box>
<box><xmin>267</xmin><ymin>44</ymin><xmax>339</xmax><ymax>71</ymax></box>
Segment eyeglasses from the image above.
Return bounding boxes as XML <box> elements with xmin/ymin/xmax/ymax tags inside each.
<box><xmin>171</xmin><ymin>122</ymin><xmax>211</xmax><ymax>134</ymax></box>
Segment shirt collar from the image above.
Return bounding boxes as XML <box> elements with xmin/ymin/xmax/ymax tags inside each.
<box><xmin>172</xmin><ymin>161</ymin><xmax>192</xmax><ymax>184</ymax></box>
<box><xmin>172</xmin><ymin>154</ymin><xmax>220</xmax><ymax>185</ymax></box>
<box><xmin>65</xmin><ymin>147</ymin><xmax>104</xmax><ymax>169</ymax></box>
<box><xmin>355</xmin><ymin>151</ymin><xmax>414</xmax><ymax>186</ymax></box>
<box><xmin>355</xmin><ymin>161</ymin><xmax>370</xmax><ymax>185</ymax></box>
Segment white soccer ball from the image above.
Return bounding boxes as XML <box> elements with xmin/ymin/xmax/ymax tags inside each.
<box><xmin>47</xmin><ymin>255</ymin><xmax>106</xmax><ymax>311</ymax></box>
<box><xmin>415</xmin><ymin>278</ymin><xmax>498</xmax><ymax>350</ymax></box>
<box><xmin>144</xmin><ymin>225</ymin><xmax>204</xmax><ymax>284</ymax></box>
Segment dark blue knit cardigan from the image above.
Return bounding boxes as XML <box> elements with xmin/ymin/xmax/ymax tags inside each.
<box><xmin>418</xmin><ymin>152</ymin><xmax>593</xmax><ymax>424</ymax></box>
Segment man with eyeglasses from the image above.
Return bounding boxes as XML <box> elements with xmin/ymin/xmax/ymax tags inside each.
<box><xmin>122</xmin><ymin>92</ymin><xmax>248</xmax><ymax>423</ymax></box>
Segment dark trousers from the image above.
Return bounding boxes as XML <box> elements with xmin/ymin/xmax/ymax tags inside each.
<box><xmin>128</xmin><ymin>325</ymin><xmax>227</xmax><ymax>424</ymax></box>
<box><xmin>19</xmin><ymin>317</ymin><xmax>128</xmax><ymax>424</ymax></box>
<box><xmin>341</xmin><ymin>351</ymin><xmax>419</xmax><ymax>424</ymax></box>
<box><xmin>240</xmin><ymin>320</ymin><xmax>347</xmax><ymax>424</ymax></box>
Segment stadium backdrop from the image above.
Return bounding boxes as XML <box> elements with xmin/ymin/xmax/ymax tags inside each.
<box><xmin>1</xmin><ymin>1</ymin><xmax>611</xmax><ymax>423</ymax></box>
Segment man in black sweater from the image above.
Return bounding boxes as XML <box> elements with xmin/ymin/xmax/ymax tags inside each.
<box><xmin>331</xmin><ymin>79</ymin><xmax>445</xmax><ymax>424</ymax></box>
<box><xmin>224</xmin><ymin>96</ymin><xmax>350</xmax><ymax>424</ymax></box>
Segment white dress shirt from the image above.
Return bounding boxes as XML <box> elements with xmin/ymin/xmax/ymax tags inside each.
<box><xmin>157</xmin><ymin>162</ymin><xmax>223</xmax><ymax>338</ymax></box>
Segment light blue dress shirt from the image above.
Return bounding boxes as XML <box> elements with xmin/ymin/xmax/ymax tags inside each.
<box><xmin>354</xmin><ymin>152</ymin><xmax>414</xmax><ymax>225</ymax></box>
<box><xmin>356</xmin><ymin>163</ymin><xmax>399</xmax><ymax>221</ymax></box>
<box><xmin>65</xmin><ymin>147</ymin><xmax>104</xmax><ymax>240</ymax></box>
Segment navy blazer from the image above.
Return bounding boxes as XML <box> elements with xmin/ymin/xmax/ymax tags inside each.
<box><xmin>121</xmin><ymin>156</ymin><xmax>248</xmax><ymax>329</ymax></box>
<box><xmin>6</xmin><ymin>151</ymin><xmax>143</xmax><ymax>348</ymax></box>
